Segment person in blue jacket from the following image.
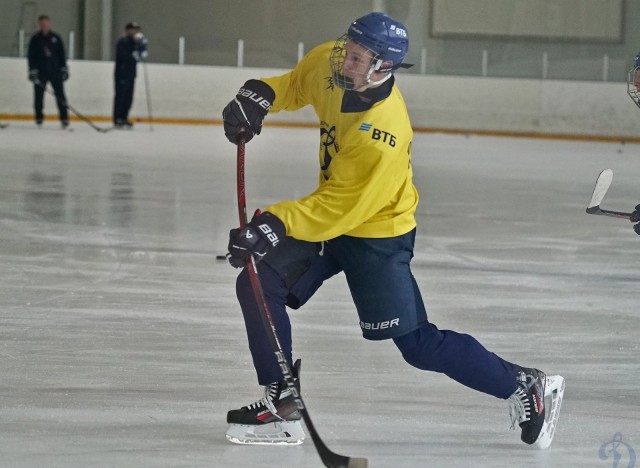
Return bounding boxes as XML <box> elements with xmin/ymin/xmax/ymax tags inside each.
<box><xmin>113</xmin><ymin>22</ymin><xmax>148</xmax><ymax>128</ymax></box>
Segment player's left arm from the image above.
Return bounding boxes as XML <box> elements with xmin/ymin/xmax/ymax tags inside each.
<box><xmin>260</xmin><ymin>43</ymin><xmax>330</xmax><ymax>113</ymax></box>
<box><xmin>221</xmin><ymin>45</ymin><xmax>324</xmax><ymax>145</ymax></box>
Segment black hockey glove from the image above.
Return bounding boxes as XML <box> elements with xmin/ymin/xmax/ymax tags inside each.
<box><xmin>222</xmin><ymin>79</ymin><xmax>275</xmax><ymax>144</ymax></box>
<box><xmin>60</xmin><ymin>67</ymin><xmax>69</xmax><ymax>81</ymax></box>
<box><xmin>28</xmin><ymin>69</ymin><xmax>39</xmax><ymax>82</ymax></box>
<box><xmin>227</xmin><ymin>211</ymin><xmax>285</xmax><ymax>268</ymax></box>
<box><xmin>631</xmin><ymin>204</ymin><xmax>640</xmax><ymax>235</ymax></box>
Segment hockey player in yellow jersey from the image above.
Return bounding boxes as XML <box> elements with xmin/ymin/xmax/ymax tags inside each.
<box><xmin>262</xmin><ymin>40</ymin><xmax>418</xmax><ymax>241</ymax></box>
<box><xmin>222</xmin><ymin>12</ymin><xmax>564</xmax><ymax>449</ymax></box>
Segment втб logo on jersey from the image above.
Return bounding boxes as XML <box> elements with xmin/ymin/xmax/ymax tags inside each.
<box><xmin>359</xmin><ymin>122</ymin><xmax>396</xmax><ymax>147</ymax></box>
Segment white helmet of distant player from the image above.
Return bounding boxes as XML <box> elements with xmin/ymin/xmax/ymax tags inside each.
<box><xmin>330</xmin><ymin>12</ymin><xmax>411</xmax><ymax>92</ymax></box>
<box><xmin>628</xmin><ymin>53</ymin><xmax>640</xmax><ymax>108</ymax></box>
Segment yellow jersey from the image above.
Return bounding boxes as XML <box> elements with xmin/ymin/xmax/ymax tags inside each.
<box><xmin>263</xmin><ymin>42</ymin><xmax>418</xmax><ymax>242</ymax></box>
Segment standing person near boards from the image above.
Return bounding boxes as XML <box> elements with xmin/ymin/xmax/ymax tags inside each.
<box><xmin>27</xmin><ymin>15</ymin><xmax>69</xmax><ymax>129</ymax></box>
<box><xmin>113</xmin><ymin>22</ymin><xmax>148</xmax><ymax>129</ymax></box>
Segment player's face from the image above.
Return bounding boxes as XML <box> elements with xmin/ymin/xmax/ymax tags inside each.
<box><xmin>342</xmin><ymin>41</ymin><xmax>377</xmax><ymax>89</ymax></box>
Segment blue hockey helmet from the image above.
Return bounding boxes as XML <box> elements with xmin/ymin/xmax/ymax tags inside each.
<box><xmin>347</xmin><ymin>12</ymin><xmax>409</xmax><ymax>71</ymax></box>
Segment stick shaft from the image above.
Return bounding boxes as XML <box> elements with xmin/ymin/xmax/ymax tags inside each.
<box><xmin>141</xmin><ymin>60</ymin><xmax>153</xmax><ymax>131</ymax></box>
<box><xmin>35</xmin><ymin>80</ymin><xmax>107</xmax><ymax>132</ymax></box>
<box><xmin>234</xmin><ymin>134</ymin><xmax>360</xmax><ymax>468</ymax></box>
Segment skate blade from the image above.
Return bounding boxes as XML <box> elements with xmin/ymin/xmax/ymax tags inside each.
<box><xmin>225</xmin><ymin>420</ymin><xmax>305</xmax><ymax>445</ymax></box>
<box><xmin>534</xmin><ymin>375</ymin><xmax>565</xmax><ymax>449</ymax></box>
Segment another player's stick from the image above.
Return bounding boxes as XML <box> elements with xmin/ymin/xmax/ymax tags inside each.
<box><xmin>235</xmin><ymin>131</ymin><xmax>367</xmax><ymax>468</ymax></box>
<box><xmin>586</xmin><ymin>169</ymin><xmax>633</xmax><ymax>219</ymax></box>
<box><xmin>141</xmin><ymin>59</ymin><xmax>154</xmax><ymax>132</ymax></box>
<box><xmin>34</xmin><ymin>79</ymin><xmax>112</xmax><ymax>133</ymax></box>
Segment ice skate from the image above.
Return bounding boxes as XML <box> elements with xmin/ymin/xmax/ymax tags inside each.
<box><xmin>226</xmin><ymin>360</ymin><xmax>304</xmax><ymax>445</ymax></box>
<box><xmin>508</xmin><ymin>367</ymin><xmax>565</xmax><ymax>449</ymax></box>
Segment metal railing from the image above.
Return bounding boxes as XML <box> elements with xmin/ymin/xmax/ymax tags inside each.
<box><xmin>10</xmin><ymin>31</ymin><xmax>629</xmax><ymax>83</ymax></box>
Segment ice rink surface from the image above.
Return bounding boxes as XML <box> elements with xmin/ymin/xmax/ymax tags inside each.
<box><xmin>0</xmin><ymin>121</ymin><xmax>638</xmax><ymax>468</ymax></box>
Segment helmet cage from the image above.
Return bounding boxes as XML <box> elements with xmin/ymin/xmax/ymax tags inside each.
<box><xmin>627</xmin><ymin>66</ymin><xmax>640</xmax><ymax>109</ymax></box>
<box><xmin>329</xmin><ymin>34</ymin><xmax>393</xmax><ymax>92</ymax></box>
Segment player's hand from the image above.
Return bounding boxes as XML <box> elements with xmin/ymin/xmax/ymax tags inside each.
<box><xmin>227</xmin><ymin>211</ymin><xmax>285</xmax><ymax>268</ymax></box>
<box><xmin>134</xmin><ymin>32</ymin><xmax>148</xmax><ymax>59</ymax></box>
<box><xmin>28</xmin><ymin>69</ymin><xmax>39</xmax><ymax>82</ymax></box>
<box><xmin>631</xmin><ymin>204</ymin><xmax>640</xmax><ymax>235</ymax></box>
<box><xmin>60</xmin><ymin>67</ymin><xmax>69</xmax><ymax>81</ymax></box>
<box><xmin>222</xmin><ymin>79</ymin><xmax>275</xmax><ymax>144</ymax></box>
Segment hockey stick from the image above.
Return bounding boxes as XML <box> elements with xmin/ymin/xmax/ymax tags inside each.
<box><xmin>586</xmin><ymin>169</ymin><xmax>633</xmax><ymax>219</ymax></box>
<box><xmin>141</xmin><ymin>59</ymin><xmax>154</xmax><ymax>132</ymax></box>
<box><xmin>235</xmin><ymin>131</ymin><xmax>367</xmax><ymax>468</ymax></box>
<box><xmin>34</xmin><ymin>79</ymin><xmax>112</xmax><ymax>133</ymax></box>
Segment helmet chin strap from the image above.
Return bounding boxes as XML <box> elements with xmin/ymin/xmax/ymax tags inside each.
<box><xmin>353</xmin><ymin>58</ymin><xmax>393</xmax><ymax>92</ymax></box>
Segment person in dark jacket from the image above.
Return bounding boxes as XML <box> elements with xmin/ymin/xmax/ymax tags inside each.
<box><xmin>113</xmin><ymin>22</ymin><xmax>148</xmax><ymax>128</ymax></box>
<box><xmin>27</xmin><ymin>15</ymin><xmax>69</xmax><ymax>128</ymax></box>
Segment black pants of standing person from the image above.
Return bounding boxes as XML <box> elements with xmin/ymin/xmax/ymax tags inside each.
<box><xmin>33</xmin><ymin>73</ymin><xmax>68</xmax><ymax>123</ymax></box>
<box><xmin>113</xmin><ymin>77</ymin><xmax>135</xmax><ymax>125</ymax></box>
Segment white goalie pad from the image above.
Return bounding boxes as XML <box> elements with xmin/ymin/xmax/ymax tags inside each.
<box><xmin>534</xmin><ymin>375</ymin><xmax>565</xmax><ymax>450</ymax></box>
<box><xmin>226</xmin><ymin>420</ymin><xmax>305</xmax><ymax>445</ymax></box>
